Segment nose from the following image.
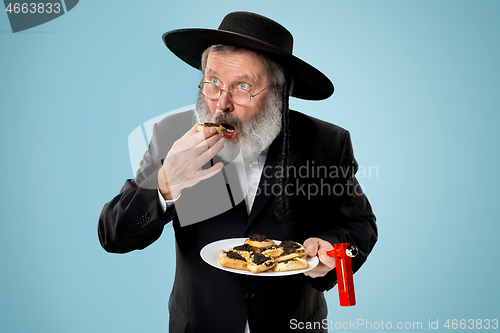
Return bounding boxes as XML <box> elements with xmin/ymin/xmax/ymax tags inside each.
<box><xmin>217</xmin><ymin>90</ymin><xmax>234</xmax><ymax>113</ymax></box>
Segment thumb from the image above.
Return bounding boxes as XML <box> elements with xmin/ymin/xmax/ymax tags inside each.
<box><xmin>304</xmin><ymin>238</ymin><xmax>320</xmax><ymax>257</ymax></box>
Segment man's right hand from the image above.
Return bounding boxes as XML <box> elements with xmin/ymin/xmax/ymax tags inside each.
<box><xmin>157</xmin><ymin>123</ymin><xmax>225</xmax><ymax>200</ymax></box>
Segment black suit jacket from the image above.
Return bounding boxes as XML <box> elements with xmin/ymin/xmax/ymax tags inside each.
<box><xmin>98</xmin><ymin>110</ymin><xmax>377</xmax><ymax>333</ymax></box>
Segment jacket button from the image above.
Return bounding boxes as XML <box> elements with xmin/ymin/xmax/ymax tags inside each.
<box><xmin>246</xmin><ymin>292</ymin><xmax>254</xmax><ymax>299</ymax></box>
<box><xmin>137</xmin><ymin>213</ymin><xmax>151</xmax><ymax>225</ymax></box>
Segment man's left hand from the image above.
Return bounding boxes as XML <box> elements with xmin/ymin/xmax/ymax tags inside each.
<box><xmin>303</xmin><ymin>237</ymin><xmax>336</xmax><ymax>278</ymax></box>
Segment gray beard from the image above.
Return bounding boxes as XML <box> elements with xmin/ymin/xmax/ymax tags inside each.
<box><xmin>194</xmin><ymin>91</ymin><xmax>282</xmax><ymax>162</ymax></box>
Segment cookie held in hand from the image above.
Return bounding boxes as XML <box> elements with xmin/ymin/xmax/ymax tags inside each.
<box><xmin>196</xmin><ymin>122</ymin><xmax>237</xmax><ymax>139</ymax></box>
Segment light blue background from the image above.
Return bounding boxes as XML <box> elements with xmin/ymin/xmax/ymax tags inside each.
<box><xmin>1</xmin><ymin>0</ymin><xmax>499</xmax><ymax>332</ymax></box>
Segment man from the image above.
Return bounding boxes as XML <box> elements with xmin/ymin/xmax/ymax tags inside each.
<box><xmin>99</xmin><ymin>12</ymin><xmax>377</xmax><ymax>333</ymax></box>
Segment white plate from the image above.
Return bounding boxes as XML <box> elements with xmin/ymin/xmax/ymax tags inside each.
<box><xmin>200</xmin><ymin>238</ymin><xmax>319</xmax><ymax>277</ymax></box>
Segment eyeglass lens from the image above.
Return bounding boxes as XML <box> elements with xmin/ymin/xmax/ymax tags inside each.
<box><xmin>200</xmin><ymin>83</ymin><xmax>252</xmax><ymax>105</ymax></box>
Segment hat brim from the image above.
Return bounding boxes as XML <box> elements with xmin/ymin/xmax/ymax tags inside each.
<box><xmin>163</xmin><ymin>28</ymin><xmax>334</xmax><ymax>100</ymax></box>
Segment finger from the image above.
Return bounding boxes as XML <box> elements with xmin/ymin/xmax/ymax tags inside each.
<box><xmin>177</xmin><ymin>124</ymin><xmax>219</xmax><ymax>151</ymax></box>
<box><xmin>304</xmin><ymin>263</ymin><xmax>330</xmax><ymax>278</ymax></box>
<box><xmin>192</xmin><ymin>131</ymin><xmax>223</xmax><ymax>153</ymax></box>
<box><xmin>170</xmin><ymin>131</ymin><xmax>222</xmax><ymax>162</ymax></box>
<box><xmin>317</xmin><ymin>250</ymin><xmax>336</xmax><ymax>270</ymax></box>
<box><xmin>304</xmin><ymin>238</ymin><xmax>320</xmax><ymax>257</ymax></box>
<box><xmin>191</xmin><ymin>140</ymin><xmax>225</xmax><ymax>171</ymax></box>
<box><xmin>166</xmin><ymin>161</ymin><xmax>224</xmax><ymax>191</ymax></box>
<box><xmin>304</xmin><ymin>253</ymin><xmax>336</xmax><ymax>278</ymax></box>
<box><xmin>317</xmin><ymin>239</ymin><xmax>334</xmax><ymax>252</ymax></box>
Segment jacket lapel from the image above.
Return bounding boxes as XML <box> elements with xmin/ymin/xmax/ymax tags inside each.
<box><xmin>213</xmin><ymin>155</ymin><xmax>249</xmax><ymax>223</ymax></box>
<box><xmin>246</xmin><ymin>136</ymin><xmax>298</xmax><ymax>228</ymax></box>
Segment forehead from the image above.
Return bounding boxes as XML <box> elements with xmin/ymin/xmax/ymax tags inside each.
<box><xmin>205</xmin><ymin>49</ymin><xmax>266</xmax><ymax>85</ymax></box>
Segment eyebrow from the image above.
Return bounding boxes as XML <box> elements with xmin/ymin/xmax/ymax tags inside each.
<box><xmin>205</xmin><ymin>68</ymin><xmax>262</xmax><ymax>86</ymax></box>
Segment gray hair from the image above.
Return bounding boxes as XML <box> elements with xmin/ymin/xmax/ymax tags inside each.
<box><xmin>200</xmin><ymin>44</ymin><xmax>287</xmax><ymax>93</ymax></box>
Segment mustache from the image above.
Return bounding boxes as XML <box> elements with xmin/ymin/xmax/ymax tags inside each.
<box><xmin>213</xmin><ymin>112</ymin><xmax>243</xmax><ymax>129</ymax></box>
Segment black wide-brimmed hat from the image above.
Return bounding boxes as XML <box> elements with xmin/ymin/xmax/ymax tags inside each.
<box><xmin>162</xmin><ymin>11</ymin><xmax>334</xmax><ymax>100</ymax></box>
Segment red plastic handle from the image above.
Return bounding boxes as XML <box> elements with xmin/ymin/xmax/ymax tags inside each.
<box><xmin>327</xmin><ymin>243</ymin><xmax>356</xmax><ymax>306</ymax></box>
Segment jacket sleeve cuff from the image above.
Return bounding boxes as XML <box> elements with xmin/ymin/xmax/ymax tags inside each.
<box><xmin>139</xmin><ymin>168</ymin><xmax>177</xmax><ymax>223</ymax></box>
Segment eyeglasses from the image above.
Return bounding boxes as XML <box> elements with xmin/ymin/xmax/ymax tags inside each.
<box><xmin>198</xmin><ymin>82</ymin><xmax>267</xmax><ymax>106</ymax></box>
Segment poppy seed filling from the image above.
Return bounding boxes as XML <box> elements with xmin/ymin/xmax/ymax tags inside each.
<box><xmin>225</xmin><ymin>251</ymin><xmax>246</xmax><ymax>261</ymax></box>
<box><xmin>280</xmin><ymin>240</ymin><xmax>300</xmax><ymax>249</ymax></box>
<box><xmin>202</xmin><ymin>122</ymin><xmax>219</xmax><ymax>127</ymax></box>
<box><xmin>249</xmin><ymin>234</ymin><xmax>267</xmax><ymax>242</ymax></box>
<box><xmin>233</xmin><ymin>244</ymin><xmax>253</xmax><ymax>252</ymax></box>
<box><xmin>251</xmin><ymin>253</ymin><xmax>272</xmax><ymax>265</ymax></box>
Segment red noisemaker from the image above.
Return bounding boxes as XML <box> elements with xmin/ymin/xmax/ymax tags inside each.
<box><xmin>327</xmin><ymin>243</ymin><xmax>358</xmax><ymax>307</ymax></box>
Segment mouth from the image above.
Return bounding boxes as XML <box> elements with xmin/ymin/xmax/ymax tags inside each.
<box><xmin>219</xmin><ymin>123</ymin><xmax>237</xmax><ymax>140</ymax></box>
